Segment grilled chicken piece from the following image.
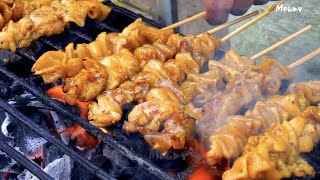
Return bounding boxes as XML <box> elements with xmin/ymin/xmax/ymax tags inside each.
<box><xmin>99</xmin><ymin>49</ymin><xmax>141</xmax><ymax>89</ymax></box>
<box><xmin>286</xmin><ymin>81</ymin><xmax>320</xmax><ymax>105</ymax></box>
<box><xmin>88</xmin><ymin>80</ymin><xmax>148</xmax><ymax>127</ymax></box>
<box><xmin>125</xmin><ymin>87</ymin><xmax>182</xmax><ymax>133</ymax></box>
<box><xmin>63</xmin><ymin>49</ymin><xmax>140</xmax><ymax>104</ymax></box>
<box><xmin>0</xmin><ymin>0</ymin><xmax>54</xmax><ymax>30</ymax></box>
<box><xmin>184</xmin><ymin>33</ymin><xmax>221</xmax><ymax>66</ymax></box>
<box><xmin>199</xmin><ymin>77</ymin><xmax>265</xmax><ymax>138</ymax></box>
<box><xmin>63</xmin><ymin>58</ymin><xmax>107</xmax><ymax>105</ymax></box>
<box><xmin>206</xmin><ymin>81</ymin><xmax>320</xmax><ymax>166</ymax></box>
<box><xmin>121</xmin><ymin>18</ymin><xmax>173</xmax><ymax>49</ymax></box>
<box><xmin>31</xmin><ymin>32</ymin><xmax>123</xmax><ymax>83</ymax></box>
<box><xmin>134</xmin><ymin>41</ymin><xmax>176</xmax><ymax>69</ymax></box>
<box><xmin>223</xmin><ymin>106</ymin><xmax>320</xmax><ymax>180</ymax></box>
<box><xmin>0</xmin><ymin>0</ymin><xmax>111</xmax><ymax>52</ymax></box>
<box><xmin>0</xmin><ymin>1</ymin><xmax>14</xmax><ymax>29</ymax></box>
<box><xmin>125</xmin><ymin>87</ymin><xmax>194</xmax><ymax>154</ymax></box>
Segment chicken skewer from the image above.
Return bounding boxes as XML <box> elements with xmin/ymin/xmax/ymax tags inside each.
<box><xmin>206</xmin><ymin>81</ymin><xmax>320</xmax><ymax>166</ymax></box>
<box><xmin>32</xmin><ymin>30</ymin><xmax>216</xmax><ymax>105</ymax></box>
<box><xmin>32</xmin><ymin>10</ymin><xmax>259</xmax><ymax>85</ymax></box>
<box><xmin>88</xmin><ymin>33</ymin><xmax>220</xmax><ymax>126</ymax></box>
<box><xmin>94</xmin><ymin>28</ymin><xmax>288</xmax><ymax>155</ymax></box>
<box><xmin>0</xmin><ymin>0</ymin><xmax>111</xmax><ymax>52</ymax></box>
<box><xmin>125</xmin><ymin>29</ymin><xmax>314</xmax><ymax>154</ymax></box>
<box><xmin>223</xmin><ymin>105</ymin><xmax>320</xmax><ymax>180</ymax></box>
<box><xmin>86</xmin><ymin>10</ymin><xmax>273</xmax><ymax>126</ymax></box>
<box><xmin>88</xmin><ymin>12</ymin><xmax>275</xmax><ymax>153</ymax></box>
<box><xmin>31</xmin><ymin>18</ymin><xmax>174</xmax><ymax>83</ymax></box>
<box><xmin>0</xmin><ymin>0</ymin><xmax>55</xmax><ymax>30</ymax></box>
<box><xmin>184</xmin><ymin>25</ymin><xmax>312</xmax><ymax>126</ymax></box>
<box><xmin>33</xmin><ymin>13</ymin><xmax>260</xmax><ymax>105</ymax></box>
<box><xmin>125</xmin><ymin>50</ymin><xmax>293</xmax><ymax>154</ymax></box>
<box><xmin>32</xmin><ymin>18</ymin><xmax>174</xmax><ymax>104</ymax></box>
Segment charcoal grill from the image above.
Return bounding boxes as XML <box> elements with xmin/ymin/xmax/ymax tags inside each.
<box><xmin>0</xmin><ymin>1</ymin><xmax>201</xmax><ymax>180</ymax></box>
<box><xmin>1</xmin><ymin>1</ymin><xmax>320</xmax><ymax>180</ymax></box>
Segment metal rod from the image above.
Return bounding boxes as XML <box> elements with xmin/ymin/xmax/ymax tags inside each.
<box><xmin>0</xmin><ymin>134</ymin><xmax>53</xmax><ymax>180</ymax></box>
<box><xmin>0</xmin><ymin>98</ymin><xmax>115</xmax><ymax>180</ymax></box>
<box><xmin>0</xmin><ymin>66</ymin><xmax>175</xmax><ymax>180</ymax></box>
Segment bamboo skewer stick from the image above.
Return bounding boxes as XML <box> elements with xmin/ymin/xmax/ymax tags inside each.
<box><xmin>197</xmin><ymin>11</ymin><xmax>259</xmax><ymax>37</ymax></box>
<box><xmin>162</xmin><ymin>12</ymin><xmax>205</xmax><ymax>30</ymax></box>
<box><xmin>251</xmin><ymin>25</ymin><xmax>312</xmax><ymax>60</ymax></box>
<box><xmin>221</xmin><ymin>10</ymin><xmax>271</xmax><ymax>43</ymax></box>
<box><xmin>288</xmin><ymin>48</ymin><xmax>320</xmax><ymax>69</ymax></box>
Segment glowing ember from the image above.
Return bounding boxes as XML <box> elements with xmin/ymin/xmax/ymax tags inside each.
<box><xmin>189</xmin><ymin>165</ymin><xmax>217</xmax><ymax>180</ymax></box>
<box><xmin>3</xmin><ymin>172</ymin><xmax>9</xmax><ymax>180</ymax></box>
<box><xmin>77</xmin><ymin>101</ymin><xmax>90</xmax><ymax>120</ymax></box>
<box><xmin>46</xmin><ymin>85</ymin><xmax>67</xmax><ymax>103</ymax></box>
<box><xmin>46</xmin><ymin>85</ymin><xmax>91</xmax><ymax>120</ymax></box>
<box><xmin>46</xmin><ymin>86</ymin><xmax>100</xmax><ymax>148</ymax></box>
<box><xmin>167</xmin><ymin>170</ymin><xmax>176</xmax><ymax>176</ymax></box>
<box><xmin>99</xmin><ymin>127</ymin><xmax>111</xmax><ymax>135</ymax></box>
<box><xmin>65</xmin><ymin>125</ymin><xmax>100</xmax><ymax>148</ymax></box>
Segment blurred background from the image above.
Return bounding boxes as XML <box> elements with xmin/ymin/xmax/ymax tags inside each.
<box><xmin>113</xmin><ymin>0</ymin><xmax>319</xmax><ymax>81</ymax></box>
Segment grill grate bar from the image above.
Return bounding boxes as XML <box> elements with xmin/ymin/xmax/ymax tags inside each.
<box><xmin>67</xmin><ymin>29</ymin><xmax>94</xmax><ymax>42</ymax></box>
<box><xmin>0</xmin><ymin>98</ymin><xmax>115</xmax><ymax>180</ymax></box>
<box><xmin>0</xmin><ymin>66</ymin><xmax>176</xmax><ymax>180</ymax></box>
<box><xmin>0</xmin><ymin>132</ymin><xmax>54</xmax><ymax>180</ymax></box>
<box><xmin>92</xmin><ymin>21</ymin><xmax>121</xmax><ymax>33</ymax></box>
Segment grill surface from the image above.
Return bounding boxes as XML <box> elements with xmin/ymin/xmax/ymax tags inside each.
<box><xmin>0</xmin><ymin>1</ymin><xmax>199</xmax><ymax>179</ymax></box>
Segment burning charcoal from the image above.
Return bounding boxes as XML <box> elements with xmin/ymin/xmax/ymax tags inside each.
<box><xmin>24</xmin><ymin>155</ymin><xmax>72</xmax><ymax>180</ymax></box>
<box><xmin>2</xmin><ymin>113</ymin><xmax>47</xmax><ymax>159</ymax></box>
<box><xmin>43</xmin><ymin>144</ymin><xmax>64</xmax><ymax>167</ymax></box>
<box><xmin>1</xmin><ymin>116</ymin><xmax>14</xmax><ymax>138</ymax></box>
<box><xmin>101</xmin><ymin>145</ymin><xmax>161</xmax><ymax>180</ymax></box>
<box><xmin>49</xmin><ymin>111</ymin><xmax>69</xmax><ymax>145</ymax></box>
<box><xmin>103</xmin><ymin>146</ymin><xmax>131</xmax><ymax>177</ymax></box>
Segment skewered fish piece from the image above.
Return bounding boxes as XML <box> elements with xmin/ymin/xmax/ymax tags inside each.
<box><xmin>0</xmin><ymin>0</ymin><xmax>54</xmax><ymax>29</ymax></box>
<box><xmin>223</xmin><ymin>106</ymin><xmax>320</xmax><ymax>180</ymax></box>
<box><xmin>206</xmin><ymin>81</ymin><xmax>320</xmax><ymax>166</ymax></box>
<box><xmin>0</xmin><ymin>0</ymin><xmax>111</xmax><ymax>52</ymax></box>
<box><xmin>88</xmin><ymin>33</ymin><xmax>221</xmax><ymax>127</ymax></box>
<box><xmin>32</xmin><ymin>19</ymin><xmax>174</xmax><ymax>84</ymax></box>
